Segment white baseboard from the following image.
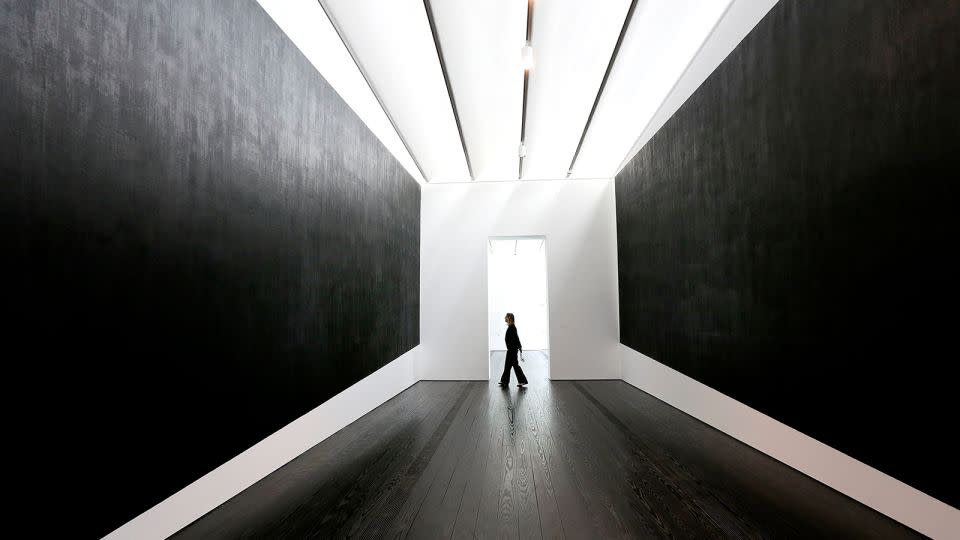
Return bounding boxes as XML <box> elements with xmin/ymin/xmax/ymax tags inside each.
<box><xmin>618</xmin><ymin>344</ymin><xmax>959</xmax><ymax>539</ymax></box>
<box><xmin>104</xmin><ymin>346</ymin><xmax>420</xmax><ymax>540</ymax></box>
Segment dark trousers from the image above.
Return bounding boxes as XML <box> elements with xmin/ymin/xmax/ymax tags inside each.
<box><xmin>500</xmin><ymin>349</ymin><xmax>528</xmax><ymax>385</ymax></box>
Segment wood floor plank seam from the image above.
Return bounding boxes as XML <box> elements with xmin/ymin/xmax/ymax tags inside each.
<box><xmin>330</xmin><ymin>381</ymin><xmax>467</xmax><ymax>538</ymax></box>
<box><xmin>426</xmin><ymin>386</ymin><xmax>493</xmax><ymax>538</ymax></box>
<box><xmin>355</xmin><ymin>382</ymin><xmax>474</xmax><ymax>538</ymax></box>
<box><xmin>527</xmin><ymin>384</ymin><xmax>625</xmax><ymax>538</ymax></box>
<box><xmin>527</xmin><ymin>384</ymin><xmax>602</xmax><ymax>537</ymax></box>
<box><xmin>401</xmin><ymin>383</ymin><xmax>488</xmax><ymax>538</ymax></box>
<box><xmin>574</xmin><ymin>381</ymin><xmax>760</xmax><ymax>537</ymax></box>
<box><xmin>566</xmin><ymin>381</ymin><xmax>729</xmax><ymax>538</ymax></box>
<box><xmin>547</xmin><ymin>382</ymin><xmax>657</xmax><ymax>537</ymax></box>
<box><xmin>522</xmin><ymin>391</ymin><xmax>566</xmax><ymax>539</ymax></box>
<box><xmin>276</xmin><ymin>381</ymin><xmax>461</xmax><ymax>537</ymax></box>
<box><xmin>456</xmin><ymin>426</ymin><xmax>495</xmax><ymax>538</ymax></box>
<box><xmin>474</xmin><ymin>414</ymin><xmax>507</xmax><ymax>537</ymax></box>
<box><xmin>592</xmin><ymin>380</ymin><xmax>809</xmax><ymax>536</ymax></box>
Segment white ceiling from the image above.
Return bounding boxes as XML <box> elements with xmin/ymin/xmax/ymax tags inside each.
<box><xmin>266</xmin><ymin>0</ymin><xmax>778</xmax><ymax>183</ymax></box>
<box><xmin>322</xmin><ymin>0</ymin><xmax>471</xmax><ymax>181</ymax></box>
<box><xmin>427</xmin><ymin>0</ymin><xmax>527</xmax><ymax>180</ymax></box>
<box><xmin>521</xmin><ymin>0</ymin><xmax>633</xmax><ymax>179</ymax></box>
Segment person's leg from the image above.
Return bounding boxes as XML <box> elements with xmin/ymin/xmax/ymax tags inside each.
<box><xmin>499</xmin><ymin>352</ymin><xmax>512</xmax><ymax>385</ymax></box>
<box><xmin>513</xmin><ymin>354</ymin><xmax>529</xmax><ymax>385</ymax></box>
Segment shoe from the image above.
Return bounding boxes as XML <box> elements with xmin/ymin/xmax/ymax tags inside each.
<box><xmin>517</xmin><ymin>383</ymin><xmax>527</xmax><ymax>388</ymax></box>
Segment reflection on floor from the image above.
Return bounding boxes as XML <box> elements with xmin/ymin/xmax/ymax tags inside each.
<box><xmin>174</xmin><ymin>369</ymin><xmax>920</xmax><ymax>538</ymax></box>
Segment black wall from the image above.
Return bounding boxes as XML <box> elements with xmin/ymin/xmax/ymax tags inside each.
<box><xmin>616</xmin><ymin>0</ymin><xmax>958</xmax><ymax>508</ymax></box>
<box><xmin>1</xmin><ymin>1</ymin><xmax>419</xmax><ymax>536</ymax></box>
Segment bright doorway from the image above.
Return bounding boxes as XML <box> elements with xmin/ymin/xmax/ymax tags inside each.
<box><xmin>487</xmin><ymin>236</ymin><xmax>550</xmax><ymax>381</ymax></box>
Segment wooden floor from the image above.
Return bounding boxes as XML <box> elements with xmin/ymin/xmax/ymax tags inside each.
<box><xmin>174</xmin><ymin>352</ymin><xmax>920</xmax><ymax>539</ymax></box>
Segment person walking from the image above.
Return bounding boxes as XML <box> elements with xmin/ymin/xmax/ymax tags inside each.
<box><xmin>499</xmin><ymin>312</ymin><xmax>529</xmax><ymax>388</ymax></box>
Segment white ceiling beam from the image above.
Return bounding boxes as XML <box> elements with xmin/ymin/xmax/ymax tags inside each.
<box><xmin>422</xmin><ymin>0</ymin><xmax>475</xmax><ymax>180</ymax></box>
<box><xmin>322</xmin><ymin>0</ymin><xmax>471</xmax><ymax>182</ymax></box>
<box><xmin>521</xmin><ymin>0</ymin><xmax>633</xmax><ymax>180</ymax></box>
<box><xmin>428</xmin><ymin>0</ymin><xmax>526</xmax><ymax>181</ymax></box>
<box><xmin>566</xmin><ymin>0</ymin><xmax>641</xmax><ymax>178</ymax></box>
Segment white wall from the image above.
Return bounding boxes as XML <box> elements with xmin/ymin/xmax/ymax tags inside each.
<box><xmin>420</xmin><ymin>179</ymin><xmax>620</xmax><ymax>380</ymax></box>
<box><xmin>105</xmin><ymin>347</ymin><xmax>419</xmax><ymax>540</ymax></box>
<box><xmin>619</xmin><ymin>344</ymin><xmax>960</xmax><ymax>540</ymax></box>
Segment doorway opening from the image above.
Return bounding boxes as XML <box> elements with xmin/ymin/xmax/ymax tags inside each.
<box><xmin>487</xmin><ymin>236</ymin><xmax>550</xmax><ymax>382</ymax></box>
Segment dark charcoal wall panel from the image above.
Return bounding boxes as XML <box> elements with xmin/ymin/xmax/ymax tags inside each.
<box><xmin>616</xmin><ymin>0</ymin><xmax>959</xmax><ymax>508</ymax></box>
<box><xmin>0</xmin><ymin>0</ymin><xmax>419</xmax><ymax>536</ymax></box>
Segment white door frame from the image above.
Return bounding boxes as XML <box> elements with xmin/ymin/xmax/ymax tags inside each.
<box><xmin>486</xmin><ymin>234</ymin><xmax>550</xmax><ymax>379</ymax></box>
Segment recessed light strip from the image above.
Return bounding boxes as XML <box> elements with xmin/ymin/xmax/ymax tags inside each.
<box><xmin>519</xmin><ymin>0</ymin><xmax>534</xmax><ymax>179</ymax></box>
<box><xmin>614</xmin><ymin>0</ymin><xmax>737</xmax><ymax>176</ymax></box>
<box><xmin>317</xmin><ymin>0</ymin><xmax>431</xmax><ymax>182</ymax></box>
<box><xmin>565</xmin><ymin>0</ymin><xmax>639</xmax><ymax>178</ymax></box>
<box><xmin>422</xmin><ymin>0</ymin><xmax>475</xmax><ymax>181</ymax></box>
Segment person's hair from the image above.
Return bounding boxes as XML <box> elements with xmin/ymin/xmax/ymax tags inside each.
<box><xmin>505</xmin><ymin>313</ymin><xmax>515</xmax><ymax>323</ymax></box>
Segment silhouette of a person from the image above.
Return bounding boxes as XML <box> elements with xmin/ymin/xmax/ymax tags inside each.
<box><xmin>499</xmin><ymin>312</ymin><xmax>529</xmax><ymax>387</ymax></box>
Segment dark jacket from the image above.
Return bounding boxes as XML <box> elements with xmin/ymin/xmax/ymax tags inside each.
<box><xmin>505</xmin><ymin>324</ymin><xmax>522</xmax><ymax>352</ymax></box>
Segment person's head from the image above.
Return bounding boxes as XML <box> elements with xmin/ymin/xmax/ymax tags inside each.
<box><xmin>504</xmin><ymin>313</ymin><xmax>515</xmax><ymax>325</ymax></box>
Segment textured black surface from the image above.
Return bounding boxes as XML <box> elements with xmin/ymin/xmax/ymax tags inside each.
<box><xmin>616</xmin><ymin>0</ymin><xmax>959</xmax><ymax>509</ymax></box>
<box><xmin>0</xmin><ymin>1</ymin><xmax>419</xmax><ymax>537</ymax></box>
<box><xmin>174</xmin><ymin>356</ymin><xmax>919</xmax><ymax>539</ymax></box>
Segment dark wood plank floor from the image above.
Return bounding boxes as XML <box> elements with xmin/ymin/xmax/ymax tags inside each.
<box><xmin>174</xmin><ymin>352</ymin><xmax>921</xmax><ymax>539</ymax></box>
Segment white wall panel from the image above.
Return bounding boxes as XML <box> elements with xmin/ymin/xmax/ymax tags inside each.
<box><xmin>420</xmin><ymin>180</ymin><xmax>620</xmax><ymax>380</ymax></box>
